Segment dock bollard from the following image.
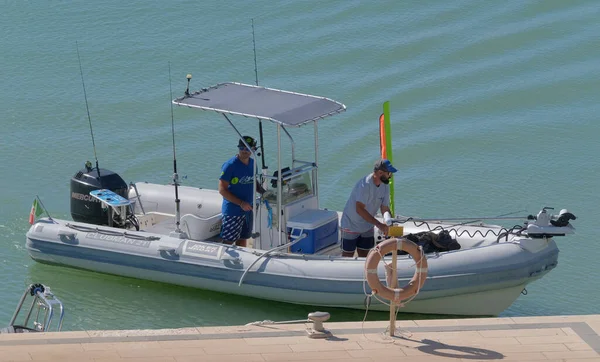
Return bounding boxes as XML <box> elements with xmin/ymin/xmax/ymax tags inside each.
<box><xmin>307</xmin><ymin>311</ymin><xmax>332</xmax><ymax>339</ymax></box>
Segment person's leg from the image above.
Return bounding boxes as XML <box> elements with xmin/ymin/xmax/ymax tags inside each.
<box><xmin>220</xmin><ymin>215</ymin><xmax>243</xmax><ymax>245</ymax></box>
<box><xmin>238</xmin><ymin>211</ymin><xmax>253</xmax><ymax>247</ymax></box>
<box><xmin>341</xmin><ymin>231</ymin><xmax>359</xmax><ymax>257</ymax></box>
<box><xmin>356</xmin><ymin>230</ymin><xmax>375</xmax><ymax>257</ymax></box>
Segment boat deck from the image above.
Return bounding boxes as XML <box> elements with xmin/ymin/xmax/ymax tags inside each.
<box><xmin>1</xmin><ymin>315</ymin><xmax>599</xmax><ymax>361</ymax></box>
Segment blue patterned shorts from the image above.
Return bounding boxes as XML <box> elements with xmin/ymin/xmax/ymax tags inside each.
<box><xmin>220</xmin><ymin>212</ymin><xmax>252</xmax><ymax>243</ymax></box>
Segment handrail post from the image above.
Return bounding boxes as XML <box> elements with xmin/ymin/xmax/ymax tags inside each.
<box><xmin>389</xmin><ymin>244</ymin><xmax>398</xmax><ymax>336</ymax></box>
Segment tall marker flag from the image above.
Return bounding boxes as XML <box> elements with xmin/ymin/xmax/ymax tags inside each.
<box><xmin>379</xmin><ymin>101</ymin><xmax>395</xmax><ymax>215</ymax></box>
<box><xmin>29</xmin><ymin>197</ymin><xmax>44</xmax><ymax>225</ymax></box>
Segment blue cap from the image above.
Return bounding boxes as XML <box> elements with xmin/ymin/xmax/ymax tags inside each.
<box><xmin>374</xmin><ymin>159</ymin><xmax>397</xmax><ymax>173</ymax></box>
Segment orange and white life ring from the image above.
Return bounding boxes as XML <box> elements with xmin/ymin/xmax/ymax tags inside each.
<box><xmin>365</xmin><ymin>237</ymin><xmax>428</xmax><ymax>304</ymax></box>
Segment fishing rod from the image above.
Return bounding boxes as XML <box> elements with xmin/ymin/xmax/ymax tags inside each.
<box><xmin>76</xmin><ymin>41</ymin><xmax>102</xmax><ymax>184</ymax></box>
<box><xmin>251</xmin><ymin>18</ymin><xmax>259</xmax><ymax>88</ymax></box>
<box><xmin>168</xmin><ymin>62</ymin><xmax>184</xmax><ymax>237</ymax></box>
<box><xmin>251</xmin><ymin>18</ymin><xmax>267</xmax><ymax>173</ymax></box>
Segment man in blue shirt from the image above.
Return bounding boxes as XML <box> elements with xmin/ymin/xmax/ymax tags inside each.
<box><xmin>218</xmin><ymin>136</ymin><xmax>258</xmax><ymax>247</ymax></box>
<box><xmin>340</xmin><ymin>159</ymin><xmax>396</xmax><ymax>257</ymax></box>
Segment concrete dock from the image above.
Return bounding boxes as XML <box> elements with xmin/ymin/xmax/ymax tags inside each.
<box><xmin>1</xmin><ymin>315</ymin><xmax>599</xmax><ymax>361</ymax></box>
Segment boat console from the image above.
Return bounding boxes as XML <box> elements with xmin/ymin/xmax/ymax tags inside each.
<box><xmin>255</xmin><ymin>163</ymin><xmax>339</xmax><ymax>253</ymax></box>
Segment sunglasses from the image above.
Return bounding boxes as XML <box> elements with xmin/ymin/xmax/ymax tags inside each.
<box><xmin>238</xmin><ymin>146</ymin><xmax>255</xmax><ymax>151</ymax></box>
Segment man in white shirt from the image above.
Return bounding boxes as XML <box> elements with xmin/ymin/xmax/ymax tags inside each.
<box><xmin>340</xmin><ymin>159</ymin><xmax>397</xmax><ymax>257</ymax></box>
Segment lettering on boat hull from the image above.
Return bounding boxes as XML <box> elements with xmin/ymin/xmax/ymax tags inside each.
<box><xmin>85</xmin><ymin>232</ymin><xmax>151</xmax><ymax>248</ymax></box>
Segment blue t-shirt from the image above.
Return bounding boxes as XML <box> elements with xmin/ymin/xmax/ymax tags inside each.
<box><xmin>219</xmin><ymin>156</ymin><xmax>254</xmax><ymax>216</ymax></box>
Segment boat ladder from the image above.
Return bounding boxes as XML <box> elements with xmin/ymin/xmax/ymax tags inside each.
<box><xmin>5</xmin><ymin>284</ymin><xmax>65</xmax><ymax>333</ymax></box>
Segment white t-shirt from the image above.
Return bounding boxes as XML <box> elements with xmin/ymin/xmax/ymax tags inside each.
<box><xmin>340</xmin><ymin>173</ymin><xmax>390</xmax><ymax>233</ymax></box>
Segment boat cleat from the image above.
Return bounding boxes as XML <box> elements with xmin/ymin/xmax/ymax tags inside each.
<box><xmin>307</xmin><ymin>311</ymin><xmax>332</xmax><ymax>339</ymax></box>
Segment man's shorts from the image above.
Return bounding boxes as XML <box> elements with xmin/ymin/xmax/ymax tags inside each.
<box><xmin>341</xmin><ymin>229</ymin><xmax>375</xmax><ymax>252</ymax></box>
<box><xmin>220</xmin><ymin>212</ymin><xmax>253</xmax><ymax>243</ymax></box>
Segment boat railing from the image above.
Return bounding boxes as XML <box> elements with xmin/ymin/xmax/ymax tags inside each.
<box><xmin>238</xmin><ymin>231</ymin><xmax>308</xmax><ymax>287</ymax></box>
<box><xmin>291</xmin><ymin>159</ymin><xmax>314</xmax><ymax>168</ymax></box>
<box><xmin>128</xmin><ymin>182</ymin><xmax>146</xmax><ymax>215</ymax></box>
<box><xmin>7</xmin><ymin>284</ymin><xmax>64</xmax><ymax>332</ymax></box>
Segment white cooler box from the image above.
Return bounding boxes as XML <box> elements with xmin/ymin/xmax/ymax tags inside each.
<box><xmin>286</xmin><ymin>209</ymin><xmax>339</xmax><ymax>254</ymax></box>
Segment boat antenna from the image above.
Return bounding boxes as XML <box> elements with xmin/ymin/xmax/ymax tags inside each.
<box><xmin>251</xmin><ymin>18</ymin><xmax>267</xmax><ymax>172</ymax></box>
<box><xmin>252</xmin><ymin>18</ymin><xmax>259</xmax><ymax>87</ymax></box>
<box><xmin>168</xmin><ymin>62</ymin><xmax>185</xmax><ymax>238</ymax></box>
<box><xmin>184</xmin><ymin>73</ymin><xmax>192</xmax><ymax>97</ymax></box>
<box><xmin>76</xmin><ymin>41</ymin><xmax>102</xmax><ymax>183</ymax></box>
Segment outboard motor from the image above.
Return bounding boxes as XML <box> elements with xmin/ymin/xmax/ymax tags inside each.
<box><xmin>70</xmin><ymin>163</ymin><xmax>129</xmax><ymax>226</ymax></box>
<box><xmin>525</xmin><ymin>207</ymin><xmax>577</xmax><ymax>238</ymax></box>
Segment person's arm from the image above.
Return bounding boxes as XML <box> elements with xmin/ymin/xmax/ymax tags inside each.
<box><xmin>380</xmin><ymin>185</ymin><xmax>392</xmax><ymax>217</ymax></box>
<box><xmin>380</xmin><ymin>205</ymin><xmax>391</xmax><ymax>217</ymax></box>
<box><xmin>218</xmin><ymin>179</ymin><xmax>252</xmax><ymax>211</ymax></box>
<box><xmin>356</xmin><ymin>201</ymin><xmax>388</xmax><ymax>234</ymax></box>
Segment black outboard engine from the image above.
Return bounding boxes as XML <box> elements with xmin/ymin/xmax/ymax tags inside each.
<box><xmin>70</xmin><ymin>164</ymin><xmax>129</xmax><ymax>227</ymax></box>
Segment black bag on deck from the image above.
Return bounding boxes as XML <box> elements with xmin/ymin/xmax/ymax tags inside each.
<box><xmin>397</xmin><ymin>230</ymin><xmax>461</xmax><ymax>255</ymax></box>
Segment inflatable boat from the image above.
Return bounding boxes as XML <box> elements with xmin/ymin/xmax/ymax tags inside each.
<box><xmin>25</xmin><ymin>81</ymin><xmax>576</xmax><ymax>316</ymax></box>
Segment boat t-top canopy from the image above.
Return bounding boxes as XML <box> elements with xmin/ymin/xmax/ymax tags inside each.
<box><xmin>172</xmin><ymin>82</ymin><xmax>346</xmax><ymax>127</ymax></box>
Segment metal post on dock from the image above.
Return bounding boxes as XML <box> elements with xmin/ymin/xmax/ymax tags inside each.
<box><xmin>389</xmin><ymin>247</ymin><xmax>398</xmax><ymax>336</ymax></box>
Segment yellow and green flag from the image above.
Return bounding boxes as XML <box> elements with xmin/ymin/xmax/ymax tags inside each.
<box><xmin>379</xmin><ymin>101</ymin><xmax>395</xmax><ymax>215</ymax></box>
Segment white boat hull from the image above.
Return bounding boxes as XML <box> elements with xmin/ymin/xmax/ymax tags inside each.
<box><xmin>26</xmin><ymin>217</ymin><xmax>558</xmax><ymax>316</ymax></box>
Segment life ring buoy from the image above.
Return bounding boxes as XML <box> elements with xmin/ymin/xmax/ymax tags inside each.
<box><xmin>365</xmin><ymin>237</ymin><xmax>428</xmax><ymax>304</ymax></box>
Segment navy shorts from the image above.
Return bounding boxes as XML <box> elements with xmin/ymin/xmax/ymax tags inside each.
<box><xmin>220</xmin><ymin>212</ymin><xmax>252</xmax><ymax>243</ymax></box>
<box><xmin>341</xmin><ymin>229</ymin><xmax>375</xmax><ymax>252</ymax></box>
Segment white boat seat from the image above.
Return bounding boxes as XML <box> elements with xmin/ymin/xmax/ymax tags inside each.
<box><xmin>181</xmin><ymin>213</ymin><xmax>222</xmax><ymax>241</ymax></box>
<box><xmin>143</xmin><ymin>216</ymin><xmax>177</xmax><ymax>235</ymax></box>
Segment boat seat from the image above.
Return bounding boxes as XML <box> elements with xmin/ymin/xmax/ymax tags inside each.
<box><xmin>181</xmin><ymin>213</ymin><xmax>222</xmax><ymax>241</ymax></box>
<box><xmin>142</xmin><ymin>216</ymin><xmax>177</xmax><ymax>235</ymax></box>
<box><xmin>136</xmin><ymin>212</ymin><xmax>173</xmax><ymax>230</ymax></box>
